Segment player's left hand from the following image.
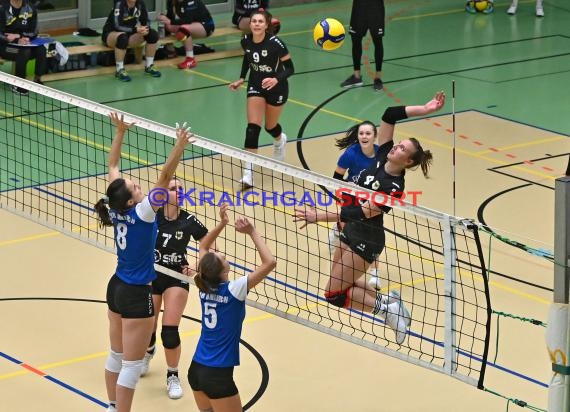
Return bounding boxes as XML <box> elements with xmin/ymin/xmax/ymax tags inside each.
<box><xmin>293</xmin><ymin>206</ymin><xmax>317</xmax><ymax>229</ymax></box>
<box><xmin>262</xmin><ymin>77</ymin><xmax>278</xmax><ymax>90</ymax></box>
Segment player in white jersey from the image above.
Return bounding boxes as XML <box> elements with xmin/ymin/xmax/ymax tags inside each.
<box><xmin>94</xmin><ymin>113</ymin><xmax>194</xmax><ymax>412</ymax></box>
<box><xmin>188</xmin><ymin>204</ymin><xmax>276</xmax><ymax>412</ymax></box>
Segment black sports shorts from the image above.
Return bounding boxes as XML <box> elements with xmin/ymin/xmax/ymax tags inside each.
<box><xmin>151</xmin><ymin>271</ymin><xmax>190</xmax><ymax>295</ymax></box>
<box><xmin>106</xmin><ymin>274</ymin><xmax>154</xmax><ymax>319</ymax></box>
<box><xmin>339</xmin><ymin>221</ymin><xmax>386</xmax><ymax>264</ymax></box>
<box><xmin>188</xmin><ymin>360</ymin><xmax>239</xmax><ymax>399</ymax></box>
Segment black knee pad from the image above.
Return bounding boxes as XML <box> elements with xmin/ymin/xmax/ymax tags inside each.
<box><xmin>115</xmin><ymin>33</ymin><xmax>129</xmax><ymax>50</ymax></box>
<box><xmin>149</xmin><ymin>332</ymin><xmax>156</xmax><ymax>347</ymax></box>
<box><xmin>161</xmin><ymin>325</ymin><xmax>180</xmax><ymax>349</ymax></box>
<box><xmin>145</xmin><ymin>29</ymin><xmax>159</xmax><ymax>44</ymax></box>
<box><xmin>265</xmin><ymin>123</ymin><xmax>282</xmax><ymax>138</ymax></box>
<box><xmin>324</xmin><ymin>290</ymin><xmax>349</xmax><ymax>308</ymax></box>
<box><xmin>244</xmin><ymin>123</ymin><xmax>262</xmax><ymax>149</ymax></box>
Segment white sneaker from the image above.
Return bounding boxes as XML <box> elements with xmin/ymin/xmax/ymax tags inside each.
<box><xmin>167</xmin><ymin>375</ymin><xmax>184</xmax><ymax>399</ymax></box>
<box><xmin>536</xmin><ymin>5</ymin><xmax>544</xmax><ymax>16</ymax></box>
<box><xmin>139</xmin><ymin>352</ymin><xmax>153</xmax><ymax>377</ymax></box>
<box><xmin>239</xmin><ymin>170</ymin><xmax>253</xmax><ymax>189</ymax></box>
<box><xmin>381</xmin><ymin>290</ymin><xmax>411</xmax><ymax>345</ymax></box>
<box><xmin>367</xmin><ymin>268</ymin><xmax>381</xmax><ymax>290</ymax></box>
<box><xmin>328</xmin><ymin>222</ymin><xmax>340</xmax><ymax>254</ymax></box>
<box><xmin>273</xmin><ymin>133</ymin><xmax>287</xmax><ymax>161</ymax></box>
<box><xmin>507</xmin><ymin>4</ymin><xmax>517</xmax><ymax>14</ymax></box>
<box><xmin>106</xmin><ymin>405</ymin><xmax>116</xmax><ymax>412</ymax></box>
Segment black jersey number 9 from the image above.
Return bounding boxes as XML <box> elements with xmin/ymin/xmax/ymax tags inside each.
<box><xmin>253</xmin><ymin>52</ymin><xmax>260</xmax><ymax>63</ymax></box>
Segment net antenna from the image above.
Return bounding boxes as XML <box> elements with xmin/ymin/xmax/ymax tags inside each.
<box><xmin>0</xmin><ymin>72</ymin><xmax>492</xmax><ymax>390</ymax></box>
<box><xmin>452</xmin><ymin>80</ymin><xmax>457</xmax><ymax>216</ymax></box>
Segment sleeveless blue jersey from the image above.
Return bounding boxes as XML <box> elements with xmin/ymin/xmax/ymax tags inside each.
<box><xmin>109</xmin><ymin>196</ymin><xmax>157</xmax><ymax>285</ymax></box>
<box><xmin>193</xmin><ymin>276</ymin><xmax>248</xmax><ymax>367</ymax></box>
<box><xmin>337</xmin><ymin>143</ymin><xmax>380</xmax><ymax>183</ymax></box>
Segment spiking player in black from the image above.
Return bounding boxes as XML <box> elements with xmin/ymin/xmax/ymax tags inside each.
<box><xmin>229</xmin><ymin>9</ymin><xmax>294</xmax><ymax>189</ymax></box>
<box><xmin>295</xmin><ymin>92</ymin><xmax>446</xmax><ymax>345</ymax></box>
<box><xmin>140</xmin><ymin>177</ymin><xmax>209</xmax><ymax>400</ymax></box>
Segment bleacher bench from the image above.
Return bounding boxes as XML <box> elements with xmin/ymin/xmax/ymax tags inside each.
<box><xmin>1</xmin><ymin>26</ymin><xmax>243</xmax><ymax>82</ymax></box>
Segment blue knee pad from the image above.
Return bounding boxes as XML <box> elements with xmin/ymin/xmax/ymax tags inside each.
<box><xmin>161</xmin><ymin>325</ymin><xmax>180</xmax><ymax>349</ymax></box>
<box><xmin>115</xmin><ymin>33</ymin><xmax>129</xmax><ymax>50</ymax></box>
<box><xmin>244</xmin><ymin>123</ymin><xmax>261</xmax><ymax>149</ymax></box>
<box><xmin>265</xmin><ymin>123</ymin><xmax>282</xmax><ymax>138</ymax></box>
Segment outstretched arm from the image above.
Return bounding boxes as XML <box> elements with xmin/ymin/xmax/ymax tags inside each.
<box><xmin>153</xmin><ymin>124</ymin><xmax>195</xmax><ymax>192</ymax></box>
<box><xmin>377</xmin><ymin>91</ymin><xmax>446</xmax><ymax>146</ymax></box>
<box><xmin>234</xmin><ymin>217</ymin><xmax>277</xmax><ymax>290</ymax></box>
<box><xmin>198</xmin><ymin>203</ymin><xmax>230</xmax><ymax>260</ymax></box>
<box><xmin>108</xmin><ymin>112</ymin><xmax>135</xmax><ymax>184</ymax></box>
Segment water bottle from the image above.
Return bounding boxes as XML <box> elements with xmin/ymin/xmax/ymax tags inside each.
<box><xmin>157</xmin><ymin>20</ymin><xmax>165</xmax><ymax>39</ymax></box>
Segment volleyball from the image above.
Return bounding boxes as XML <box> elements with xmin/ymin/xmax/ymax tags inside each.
<box><xmin>313</xmin><ymin>18</ymin><xmax>345</xmax><ymax>51</ymax></box>
<box><xmin>466</xmin><ymin>0</ymin><xmax>490</xmax><ymax>13</ymax></box>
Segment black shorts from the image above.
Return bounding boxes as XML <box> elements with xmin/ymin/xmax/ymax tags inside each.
<box><xmin>106</xmin><ymin>275</ymin><xmax>154</xmax><ymax>319</ymax></box>
<box><xmin>349</xmin><ymin>2</ymin><xmax>385</xmax><ymax>38</ymax></box>
<box><xmin>339</xmin><ymin>221</ymin><xmax>385</xmax><ymax>264</ymax></box>
<box><xmin>188</xmin><ymin>360</ymin><xmax>238</xmax><ymax>399</ymax></box>
<box><xmin>151</xmin><ymin>271</ymin><xmax>190</xmax><ymax>295</ymax></box>
<box><xmin>246</xmin><ymin>82</ymin><xmax>288</xmax><ymax>106</ymax></box>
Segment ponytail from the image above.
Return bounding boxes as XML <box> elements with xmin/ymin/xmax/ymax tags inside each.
<box><xmin>408</xmin><ymin>137</ymin><xmax>433</xmax><ymax>178</ymax></box>
<box><xmin>94</xmin><ymin>198</ymin><xmax>112</xmax><ymax>228</ymax></box>
<box><xmin>94</xmin><ymin>178</ymin><xmax>133</xmax><ymax>227</ymax></box>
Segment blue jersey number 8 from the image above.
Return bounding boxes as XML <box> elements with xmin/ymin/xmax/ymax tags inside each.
<box><xmin>116</xmin><ymin>223</ymin><xmax>128</xmax><ymax>250</ymax></box>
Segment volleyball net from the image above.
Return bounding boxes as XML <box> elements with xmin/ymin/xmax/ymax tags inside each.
<box><xmin>0</xmin><ymin>72</ymin><xmax>491</xmax><ymax>388</ymax></box>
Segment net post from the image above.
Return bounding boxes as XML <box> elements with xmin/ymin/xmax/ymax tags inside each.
<box><xmin>443</xmin><ymin>215</ymin><xmax>457</xmax><ymax>376</ymax></box>
<box><xmin>553</xmin><ymin>177</ymin><xmax>570</xmax><ymax>411</ymax></box>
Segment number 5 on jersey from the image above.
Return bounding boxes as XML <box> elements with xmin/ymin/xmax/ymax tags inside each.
<box><xmin>204</xmin><ymin>302</ymin><xmax>217</xmax><ymax>328</ymax></box>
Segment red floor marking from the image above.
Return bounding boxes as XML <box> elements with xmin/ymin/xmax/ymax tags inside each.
<box><xmin>21</xmin><ymin>363</ymin><xmax>46</xmax><ymax>377</ymax></box>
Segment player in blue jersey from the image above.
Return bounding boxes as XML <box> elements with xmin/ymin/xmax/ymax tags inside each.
<box><xmin>295</xmin><ymin>92</ymin><xmax>445</xmax><ymax>345</ymax></box>
<box><xmin>329</xmin><ymin>120</ymin><xmax>380</xmax><ymax>259</ymax></box>
<box><xmin>188</xmin><ymin>204</ymin><xmax>276</xmax><ymax>412</ymax></box>
<box><xmin>93</xmin><ymin>112</ymin><xmax>194</xmax><ymax>412</ymax></box>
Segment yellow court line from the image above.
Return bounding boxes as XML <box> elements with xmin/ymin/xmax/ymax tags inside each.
<box><xmin>187</xmin><ymin>69</ymin><xmax>362</xmax><ymax>123</ymax></box>
<box><xmin>0</xmin><ymin>309</ymin><xmax>289</xmax><ymax>381</ymax></box>
<box><xmin>475</xmin><ymin>135</ymin><xmax>566</xmax><ymax>155</ymax></box>
<box><xmin>0</xmin><ymin>223</ymin><xmax>99</xmax><ymax>249</ymax></box>
<box><xmin>393</xmin><ymin>128</ymin><xmax>559</xmax><ymax>180</ymax></box>
<box><xmin>0</xmin><ymin>109</ymin><xmax>149</xmax><ymax>166</ymax></box>
<box><xmin>0</xmin><ymin>231</ymin><xmax>60</xmax><ymax>247</ymax></box>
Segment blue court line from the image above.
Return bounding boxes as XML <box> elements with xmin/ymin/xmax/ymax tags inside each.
<box><xmin>0</xmin><ymin>351</ymin><xmax>108</xmax><ymax>408</ymax></box>
<box><xmin>16</xmin><ymin>185</ymin><xmax>549</xmax><ymax>390</ymax></box>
